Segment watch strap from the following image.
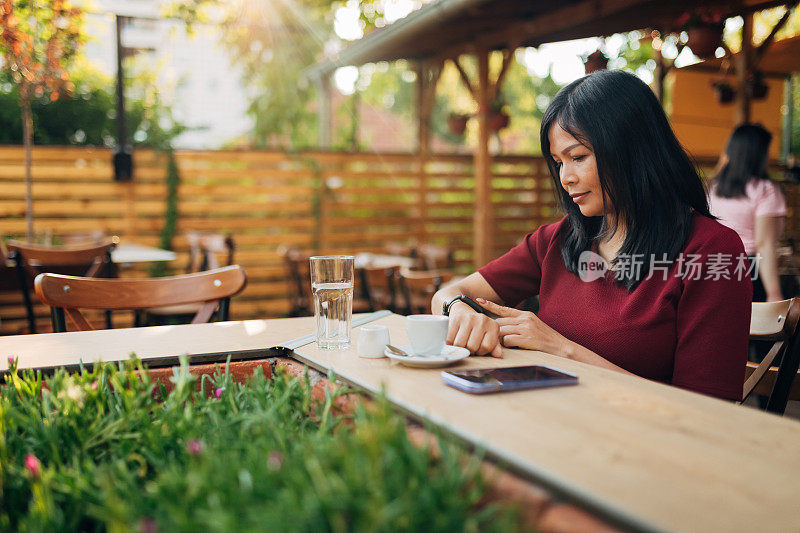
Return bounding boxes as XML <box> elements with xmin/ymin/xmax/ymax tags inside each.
<box><xmin>443</xmin><ymin>295</ymin><xmax>484</xmax><ymax>316</ymax></box>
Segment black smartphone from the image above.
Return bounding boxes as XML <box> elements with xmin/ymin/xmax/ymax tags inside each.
<box><xmin>441</xmin><ymin>365</ymin><xmax>578</xmax><ymax>394</ymax></box>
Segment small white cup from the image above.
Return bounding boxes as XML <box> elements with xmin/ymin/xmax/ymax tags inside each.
<box><xmin>357</xmin><ymin>324</ymin><xmax>390</xmax><ymax>358</ymax></box>
<box><xmin>406</xmin><ymin>314</ymin><xmax>449</xmax><ymax>356</ymax></box>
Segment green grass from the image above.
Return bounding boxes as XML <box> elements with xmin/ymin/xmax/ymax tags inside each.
<box><xmin>0</xmin><ymin>356</ymin><xmax>520</xmax><ymax>532</ymax></box>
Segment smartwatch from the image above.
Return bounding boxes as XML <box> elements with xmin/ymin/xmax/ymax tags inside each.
<box><xmin>443</xmin><ymin>295</ymin><xmax>500</xmax><ymax>319</ymax></box>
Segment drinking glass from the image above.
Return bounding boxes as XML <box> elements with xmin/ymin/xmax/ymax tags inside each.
<box><xmin>309</xmin><ymin>255</ymin><xmax>354</xmax><ymax>349</ymax></box>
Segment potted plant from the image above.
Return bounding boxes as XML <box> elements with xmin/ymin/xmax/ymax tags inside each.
<box><xmin>711</xmin><ymin>79</ymin><xmax>735</xmax><ymax>104</ymax></box>
<box><xmin>447</xmin><ymin>113</ymin><xmax>470</xmax><ymax>136</ymax></box>
<box><xmin>583</xmin><ymin>50</ymin><xmax>608</xmax><ymax>74</ymax></box>
<box><xmin>675</xmin><ymin>8</ymin><xmax>725</xmax><ymax>59</ymax></box>
<box><xmin>746</xmin><ymin>70</ymin><xmax>769</xmax><ymax>100</ymax></box>
<box><xmin>487</xmin><ymin>97</ymin><xmax>510</xmax><ymax>132</ymax></box>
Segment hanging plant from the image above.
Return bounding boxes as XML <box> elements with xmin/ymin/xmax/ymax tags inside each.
<box><xmin>711</xmin><ymin>79</ymin><xmax>735</xmax><ymax>105</ymax></box>
<box><xmin>487</xmin><ymin>96</ymin><xmax>510</xmax><ymax>132</ymax></box>
<box><xmin>746</xmin><ymin>70</ymin><xmax>769</xmax><ymax>100</ymax></box>
<box><xmin>447</xmin><ymin>113</ymin><xmax>469</xmax><ymax>136</ymax></box>
<box><xmin>675</xmin><ymin>8</ymin><xmax>725</xmax><ymax>59</ymax></box>
<box><xmin>583</xmin><ymin>50</ymin><xmax>609</xmax><ymax>74</ymax></box>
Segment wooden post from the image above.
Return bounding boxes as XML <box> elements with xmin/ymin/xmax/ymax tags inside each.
<box><xmin>735</xmin><ymin>13</ymin><xmax>753</xmax><ymax>125</ymax></box>
<box><xmin>415</xmin><ymin>60</ymin><xmax>442</xmax><ymax>248</ymax></box>
<box><xmin>416</xmin><ymin>61</ymin><xmax>432</xmax><ymax>247</ymax></box>
<box><xmin>473</xmin><ymin>47</ymin><xmax>492</xmax><ymax>268</ymax></box>
<box><xmin>316</xmin><ymin>76</ymin><xmax>331</xmax><ymax>149</ymax></box>
<box><xmin>653</xmin><ymin>45</ymin><xmax>667</xmax><ymax>104</ymax></box>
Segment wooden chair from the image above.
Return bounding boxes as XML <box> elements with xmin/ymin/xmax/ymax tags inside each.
<box><xmin>396</xmin><ymin>267</ymin><xmax>453</xmax><ymax>315</ymax></box>
<box><xmin>34</xmin><ymin>266</ymin><xmax>247</xmax><ymax>332</ymax></box>
<box><xmin>358</xmin><ymin>265</ymin><xmax>399</xmax><ymax>312</ymax></box>
<box><xmin>280</xmin><ymin>246</ymin><xmax>312</xmax><ymax>317</ymax></box>
<box><xmin>143</xmin><ymin>233</ymin><xmax>236</xmax><ymax>325</ymax></box>
<box><xmin>742</xmin><ymin>298</ymin><xmax>800</xmax><ymax>414</ymax></box>
<box><xmin>416</xmin><ymin>244</ymin><xmax>455</xmax><ymax>271</ymax></box>
<box><xmin>7</xmin><ymin>239</ymin><xmax>117</xmax><ymax>333</ymax></box>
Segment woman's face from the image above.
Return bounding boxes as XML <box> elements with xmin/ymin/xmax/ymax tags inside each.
<box><xmin>548</xmin><ymin>123</ymin><xmax>606</xmax><ymax>218</ymax></box>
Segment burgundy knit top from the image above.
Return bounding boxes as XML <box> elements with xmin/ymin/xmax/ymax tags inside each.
<box><xmin>479</xmin><ymin>214</ymin><xmax>751</xmax><ymax>401</ymax></box>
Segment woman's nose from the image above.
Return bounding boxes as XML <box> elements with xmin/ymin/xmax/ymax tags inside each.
<box><xmin>560</xmin><ymin>165</ymin><xmax>576</xmax><ymax>187</ymax></box>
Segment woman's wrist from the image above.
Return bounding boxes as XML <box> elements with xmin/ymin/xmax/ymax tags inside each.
<box><xmin>547</xmin><ymin>332</ymin><xmax>575</xmax><ymax>360</ymax></box>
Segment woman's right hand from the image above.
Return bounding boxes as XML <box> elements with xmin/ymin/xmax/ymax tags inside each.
<box><xmin>446</xmin><ymin>304</ymin><xmax>503</xmax><ymax>357</ymax></box>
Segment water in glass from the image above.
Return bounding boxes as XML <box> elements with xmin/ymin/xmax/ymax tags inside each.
<box><xmin>312</xmin><ymin>281</ymin><xmax>353</xmax><ymax>348</ymax></box>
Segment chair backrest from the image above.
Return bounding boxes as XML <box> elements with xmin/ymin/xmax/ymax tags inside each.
<box><xmin>743</xmin><ymin>298</ymin><xmax>800</xmax><ymax>414</ymax></box>
<box><xmin>396</xmin><ymin>267</ymin><xmax>453</xmax><ymax>315</ymax></box>
<box><xmin>280</xmin><ymin>246</ymin><xmax>311</xmax><ymax>316</ymax></box>
<box><xmin>416</xmin><ymin>244</ymin><xmax>455</xmax><ymax>271</ymax></box>
<box><xmin>8</xmin><ymin>239</ymin><xmax>116</xmax><ymax>277</ymax></box>
<box><xmin>7</xmin><ymin>239</ymin><xmax>117</xmax><ymax>334</ymax></box>
<box><xmin>358</xmin><ymin>265</ymin><xmax>398</xmax><ymax>312</ymax></box>
<box><xmin>34</xmin><ymin>265</ymin><xmax>247</xmax><ymax>332</ymax></box>
<box><xmin>186</xmin><ymin>233</ymin><xmax>236</xmax><ymax>273</ymax></box>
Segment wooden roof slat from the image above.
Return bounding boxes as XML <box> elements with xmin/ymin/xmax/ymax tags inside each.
<box><xmin>308</xmin><ymin>0</ymin><xmax>794</xmax><ymax>77</ymax></box>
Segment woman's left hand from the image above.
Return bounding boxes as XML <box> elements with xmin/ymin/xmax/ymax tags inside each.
<box><xmin>477</xmin><ymin>299</ymin><xmax>566</xmax><ymax>356</ymax></box>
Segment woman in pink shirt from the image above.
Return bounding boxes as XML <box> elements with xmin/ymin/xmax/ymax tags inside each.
<box><xmin>432</xmin><ymin>71</ymin><xmax>751</xmax><ymax>400</ymax></box>
<box><xmin>708</xmin><ymin>124</ymin><xmax>786</xmax><ymax>302</ymax></box>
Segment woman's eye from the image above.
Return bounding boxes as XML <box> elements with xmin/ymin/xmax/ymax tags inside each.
<box><xmin>572</xmin><ymin>155</ymin><xmax>586</xmax><ymax>162</ymax></box>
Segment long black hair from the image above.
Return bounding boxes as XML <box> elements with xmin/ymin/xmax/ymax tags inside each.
<box><xmin>539</xmin><ymin>70</ymin><xmax>710</xmax><ymax>290</ymax></box>
<box><xmin>713</xmin><ymin>123</ymin><xmax>773</xmax><ymax>198</ymax></box>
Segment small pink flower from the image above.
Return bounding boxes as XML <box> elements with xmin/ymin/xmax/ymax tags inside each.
<box><xmin>186</xmin><ymin>439</ymin><xmax>204</xmax><ymax>456</ymax></box>
<box><xmin>214</xmin><ymin>387</ymin><xmax>225</xmax><ymax>400</ymax></box>
<box><xmin>267</xmin><ymin>450</ymin><xmax>284</xmax><ymax>470</ymax></box>
<box><xmin>24</xmin><ymin>454</ymin><xmax>41</xmax><ymax>477</ymax></box>
<box><xmin>91</xmin><ymin>381</ymin><xmax>98</xmax><ymax>391</ymax></box>
<box><xmin>7</xmin><ymin>356</ymin><xmax>17</xmax><ymax>369</ymax></box>
<box><xmin>139</xmin><ymin>516</ymin><xmax>159</xmax><ymax>533</ymax></box>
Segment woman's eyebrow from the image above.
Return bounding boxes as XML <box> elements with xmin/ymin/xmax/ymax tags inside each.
<box><xmin>559</xmin><ymin>142</ymin><xmax>583</xmax><ymax>154</ymax></box>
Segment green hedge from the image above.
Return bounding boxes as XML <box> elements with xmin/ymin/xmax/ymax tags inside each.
<box><xmin>0</xmin><ymin>357</ymin><xmax>520</xmax><ymax>532</ymax></box>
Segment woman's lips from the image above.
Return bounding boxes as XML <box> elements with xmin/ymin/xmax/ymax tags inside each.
<box><xmin>570</xmin><ymin>191</ymin><xmax>589</xmax><ymax>203</ymax></box>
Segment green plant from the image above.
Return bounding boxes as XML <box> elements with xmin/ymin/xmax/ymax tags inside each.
<box><xmin>150</xmin><ymin>148</ymin><xmax>180</xmax><ymax>278</ymax></box>
<box><xmin>1</xmin><ymin>356</ymin><xmax>520</xmax><ymax>532</ymax></box>
<box><xmin>0</xmin><ymin>0</ymin><xmax>86</xmax><ymax>242</ymax></box>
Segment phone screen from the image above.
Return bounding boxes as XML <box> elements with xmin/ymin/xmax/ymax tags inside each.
<box><xmin>450</xmin><ymin>366</ymin><xmax>575</xmax><ymax>384</ymax></box>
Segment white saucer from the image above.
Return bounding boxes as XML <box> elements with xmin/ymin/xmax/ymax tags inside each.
<box><xmin>384</xmin><ymin>344</ymin><xmax>470</xmax><ymax>368</ymax></box>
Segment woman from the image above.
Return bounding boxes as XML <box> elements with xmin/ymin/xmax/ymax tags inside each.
<box><xmin>708</xmin><ymin>124</ymin><xmax>786</xmax><ymax>302</ymax></box>
<box><xmin>432</xmin><ymin>70</ymin><xmax>751</xmax><ymax>401</ymax></box>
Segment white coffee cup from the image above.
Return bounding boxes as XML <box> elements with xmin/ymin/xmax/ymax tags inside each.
<box><xmin>406</xmin><ymin>314</ymin><xmax>449</xmax><ymax>356</ymax></box>
<box><xmin>357</xmin><ymin>324</ymin><xmax>390</xmax><ymax>358</ymax></box>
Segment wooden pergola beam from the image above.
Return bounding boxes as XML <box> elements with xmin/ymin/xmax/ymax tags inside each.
<box><xmin>490</xmin><ymin>47</ymin><xmax>515</xmax><ymax>102</ymax></box>
<box><xmin>735</xmin><ymin>13</ymin><xmax>754</xmax><ymax>125</ymax></box>
<box><xmin>453</xmin><ymin>57</ymin><xmax>477</xmax><ymax>100</ymax></box>
<box><xmin>754</xmin><ymin>1</ymin><xmax>798</xmax><ymax>66</ymax></box>
<box><xmin>474</xmin><ymin>47</ymin><xmax>492</xmax><ymax>268</ymax></box>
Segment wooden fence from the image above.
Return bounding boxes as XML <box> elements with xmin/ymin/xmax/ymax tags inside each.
<box><xmin>0</xmin><ymin>146</ymin><xmax>556</xmax><ymax>334</ymax></box>
<box><xmin>3</xmin><ymin>146</ymin><xmax>799</xmax><ymax>335</ymax></box>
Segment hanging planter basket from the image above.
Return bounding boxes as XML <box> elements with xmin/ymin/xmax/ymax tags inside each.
<box><xmin>712</xmin><ymin>81</ymin><xmax>735</xmax><ymax>105</ymax></box>
<box><xmin>447</xmin><ymin>113</ymin><xmax>469</xmax><ymax>136</ymax></box>
<box><xmin>746</xmin><ymin>71</ymin><xmax>769</xmax><ymax>100</ymax></box>
<box><xmin>488</xmin><ymin>111</ymin><xmax>510</xmax><ymax>132</ymax></box>
<box><xmin>583</xmin><ymin>50</ymin><xmax>608</xmax><ymax>74</ymax></box>
<box><xmin>685</xmin><ymin>25</ymin><xmax>724</xmax><ymax>59</ymax></box>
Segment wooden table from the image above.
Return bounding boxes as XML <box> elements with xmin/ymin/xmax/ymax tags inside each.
<box><xmin>2</xmin><ymin>313</ymin><xmax>799</xmax><ymax>532</ymax></box>
<box><xmin>354</xmin><ymin>253</ymin><xmax>416</xmax><ymax>269</ymax></box>
<box><xmin>111</xmin><ymin>243</ymin><xmax>177</xmax><ymax>264</ymax></box>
